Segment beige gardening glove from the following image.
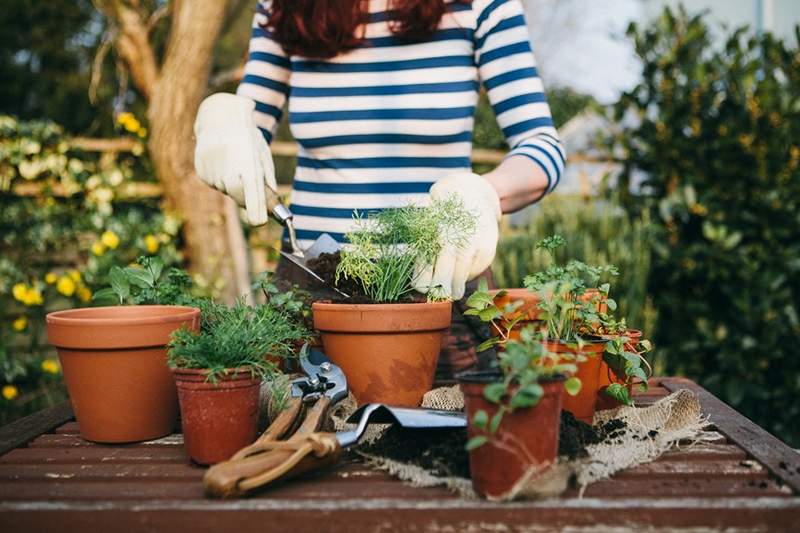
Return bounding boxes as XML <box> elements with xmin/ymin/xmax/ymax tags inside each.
<box><xmin>193</xmin><ymin>93</ymin><xmax>277</xmax><ymax>226</ymax></box>
<box><xmin>414</xmin><ymin>172</ymin><xmax>501</xmax><ymax>300</ymax></box>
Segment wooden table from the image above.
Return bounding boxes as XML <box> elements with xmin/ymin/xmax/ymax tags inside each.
<box><xmin>1</xmin><ymin>377</ymin><xmax>798</xmax><ymax>531</ymax></box>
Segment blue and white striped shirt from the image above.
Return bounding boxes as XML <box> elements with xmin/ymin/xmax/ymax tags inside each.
<box><xmin>237</xmin><ymin>0</ymin><xmax>564</xmax><ymax>246</ymax></box>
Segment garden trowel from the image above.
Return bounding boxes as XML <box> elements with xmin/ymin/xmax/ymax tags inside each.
<box><xmin>265</xmin><ymin>186</ymin><xmax>348</xmax><ymax>297</ymax></box>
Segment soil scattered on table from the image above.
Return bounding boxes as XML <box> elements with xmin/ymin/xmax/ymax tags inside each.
<box><xmin>307</xmin><ymin>251</ymin><xmax>424</xmax><ymax>304</ymax></box>
<box><xmin>358</xmin><ymin>410</ymin><xmax>631</xmax><ymax>478</ymax></box>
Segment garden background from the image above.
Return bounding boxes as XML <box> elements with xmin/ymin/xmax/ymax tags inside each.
<box><xmin>2</xmin><ymin>1</ymin><xmax>799</xmax><ymax>447</ymax></box>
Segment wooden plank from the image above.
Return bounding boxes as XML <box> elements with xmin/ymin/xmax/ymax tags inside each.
<box><xmin>27</xmin><ymin>433</ymin><xmax>184</xmax><ymax>448</ymax></box>
<box><xmin>0</xmin><ymin>447</ymin><xmax>188</xmax><ymax>465</ymax></box>
<box><xmin>661</xmin><ymin>377</ymin><xmax>800</xmax><ymax>494</ymax></box>
<box><xmin>2</xmin><ymin>497</ymin><xmax>799</xmax><ymax>531</ymax></box>
<box><xmin>614</xmin><ymin>459</ymin><xmax>766</xmax><ymax>479</ymax></box>
<box><xmin>659</xmin><ymin>443</ymin><xmax>746</xmax><ymax>462</ymax></box>
<box><xmin>580</xmin><ymin>477</ymin><xmax>792</xmax><ymax>498</ymax></box>
<box><xmin>0</xmin><ymin>402</ymin><xmax>74</xmax><ymax>456</ymax></box>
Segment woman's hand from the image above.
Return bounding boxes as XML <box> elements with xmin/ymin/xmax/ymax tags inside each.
<box><xmin>194</xmin><ymin>93</ymin><xmax>277</xmax><ymax>226</ymax></box>
<box><xmin>414</xmin><ymin>172</ymin><xmax>501</xmax><ymax>300</ymax></box>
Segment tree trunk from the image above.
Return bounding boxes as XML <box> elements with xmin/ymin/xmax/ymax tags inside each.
<box><xmin>147</xmin><ymin>0</ymin><xmax>249</xmax><ymax>302</ymax></box>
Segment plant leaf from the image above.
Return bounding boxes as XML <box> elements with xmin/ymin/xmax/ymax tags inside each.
<box><xmin>489</xmin><ymin>410</ymin><xmax>504</xmax><ymax>433</ymax></box>
<box><xmin>564</xmin><ymin>376</ymin><xmax>582</xmax><ymax>396</ymax></box>
<box><xmin>472</xmin><ymin>409</ymin><xmax>488</xmax><ymax>430</ymax></box>
<box><xmin>466</xmin><ymin>435</ymin><xmax>488</xmax><ymax>451</ymax></box>
<box><xmin>483</xmin><ymin>382</ymin><xmax>506</xmax><ymax>403</ymax></box>
<box><xmin>124</xmin><ymin>266</ymin><xmax>155</xmax><ymax>289</ymax></box>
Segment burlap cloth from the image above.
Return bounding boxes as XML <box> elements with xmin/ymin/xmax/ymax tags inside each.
<box><xmin>328</xmin><ymin>386</ymin><xmax>713</xmax><ymax>501</ymax></box>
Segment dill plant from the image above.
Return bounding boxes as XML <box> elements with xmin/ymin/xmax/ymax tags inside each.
<box><xmin>335</xmin><ymin>197</ymin><xmax>476</xmax><ymax>303</ymax></box>
<box><xmin>167</xmin><ymin>300</ymin><xmax>309</xmax><ymax>383</ymax></box>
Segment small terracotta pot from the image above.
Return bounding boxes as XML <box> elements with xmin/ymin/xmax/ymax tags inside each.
<box><xmin>173</xmin><ymin>368</ymin><xmax>261</xmax><ymax>465</ymax></box>
<box><xmin>312</xmin><ymin>301</ymin><xmax>451</xmax><ymax>406</ymax></box>
<box><xmin>459</xmin><ymin>371</ymin><xmax>563</xmax><ymax>499</ymax></box>
<box><xmin>46</xmin><ymin>305</ymin><xmax>200</xmax><ymax>443</ymax></box>
<box><xmin>597</xmin><ymin>329</ymin><xmax>643</xmax><ymax>411</ymax></box>
<box><xmin>488</xmin><ymin>289</ymin><xmax>541</xmax><ymax>343</ymax></box>
<box><xmin>542</xmin><ymin>340</ymin><xmax>605</xmax><ymax>424</ymax></box>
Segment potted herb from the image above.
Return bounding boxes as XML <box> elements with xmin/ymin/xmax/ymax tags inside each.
<box><xmin>46</xmin><ymin>257</ymin><xmax>200</xmax><ymax>443</ymax></box>
<box><xmin>458</xmin><ymin>326</ymin><xmax>580</xmax><ymax>499</ymax></box>
<box><xmin>522</xmin><ymin>236</ymin><xmax>619</xmax><ymax>423</ymax></box>
<box><xmin>597</xmin><ymin>330</ymin><xmax>654</xmax><ymax>409</ymax></box>
<box><xmin>311</xmin><ymin>198</ymin><xmax>476</xmax><ymax>406</ymax></box>
<box><xmin>168</xmin><ymin>300</ymin><xmax>308</xmax><ymax>465</ymax></box>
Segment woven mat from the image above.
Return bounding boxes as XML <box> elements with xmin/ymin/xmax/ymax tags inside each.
<box><xmin>329</xmin><ymin>386</ymin><xmax>714</xmax><ymax>501</ymax></box>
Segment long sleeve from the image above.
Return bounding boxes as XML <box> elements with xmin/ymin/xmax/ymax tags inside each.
<box><xmin>236</xmin><ymin>1</ymin><xmax>291</xmax><ymax>144</ymax></box>
<box><xmin>474</xmin><ymin>0</ymin><xmax>565</xmax><ymax>198</ymax></box>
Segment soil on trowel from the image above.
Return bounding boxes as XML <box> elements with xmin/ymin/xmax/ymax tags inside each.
<box><xmin>358</xmin><ymin>411</ymin><xmax>630</xmax><ymax>479</ymax></box>
<box><xmin>307</xmin><ymin>251</ymin><xmax>425</xmax><ymax>304</ymax></box>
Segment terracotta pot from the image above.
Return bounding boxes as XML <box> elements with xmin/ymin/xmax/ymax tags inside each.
<box><xmin>173</xmin><ymin>368</ymin><xmax>261</xmax><ymax>465</ymax></box>
<box><xmin>459</xmin><ymin>371</ymin><xmax>563</xmax><ymax>499</ymax></box>
<box><xmin>312</xmin><ymin>301</ymin><xmax>451</xmax><ymax>406</ymax></box>
<box><xmin>46</xmin><ymin>305</ymin><xmax>200</xmax><ymax>443</ymax></box>
<box><xmin>597</xmin><ymin>329</ymin><xmax>643</xmax><ymax>411</ymax></box>
<box><xmin>542</xmin><ymin>340</ymin><xmax>605</xmax><ymax>424</ymax></box>
<box><xmin>488</xmin><ymin>289</ymin><xmax>541</xmax><ymax>342</ymax></box>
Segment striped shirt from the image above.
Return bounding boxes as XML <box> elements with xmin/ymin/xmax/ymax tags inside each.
<box><xmin>237</xmin><ymin>0</ymin><xmax>564</xmax><ymax>246</ymax></box>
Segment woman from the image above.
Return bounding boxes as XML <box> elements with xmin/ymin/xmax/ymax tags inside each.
<box><xmin>194</xmin><ymin>0</ymin><xmax>564</xmax><ymax>379</ymax></box>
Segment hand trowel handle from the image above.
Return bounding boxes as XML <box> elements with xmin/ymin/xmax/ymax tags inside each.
<box><xmin>265</xmin><ymin>185</ymin><xmax>303</xmax><ymax>256</ymax></box>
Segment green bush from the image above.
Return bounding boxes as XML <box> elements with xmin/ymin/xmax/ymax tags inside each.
<box><xmin>494</xmin><ymin>195</ymin><xmax>657</xmax><ymax>346</ymax></box>
<box><xmin>607</xmin><ymin>8</ymin><xmax>800</xmax><ymax>445</ymax></box>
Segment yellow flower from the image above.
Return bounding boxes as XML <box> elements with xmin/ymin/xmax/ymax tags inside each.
<box><xmin>101</xmin><ymin>230</ymin><xmax>120</xmax><ymax>250</ymax></box>
<box><xmin>77</xmin><ymin>285</ymin><xmax>92</xmax><ymax>303</ymax></box>
<box><xmin>57</xmin><ymin>276</ymin><xmax>76</xmax><ymax>297</ymax></box>
<box><xmin>12</xmin><ymin>283</ymin><xmax>27</xmax><ymax>302</ymax></box>
<box><xmin>23</xmin><ymin>287</ymin><xmax>43</xmax><ymax>306</ymax></box>
<box><xmin>45</xmin><ymin>272</ymin><xmax>57</xmax><ymax>284</ymax></box>
<box><xmin>68</xmin><ymin>269</ymin><xmax>81</xmax><ymax>282</ymax></box>
<box><xmin>41</xmin><ymin>360</ymin><xmax>60</xmax><ymax>374</ymax></box>
<box><xmin>144</xmin><ymin>234</ymin><xmax>159</xmax><ymax>254</ymax></box>
<box><xmin>2</xmin><ymin>385</ymin><xmax>18</xmax><ymax>401</ymax></box>
<box><xmin>12</xmin><ymin>316</ymin><xmax>27</xmax><ymax>332</ymax></box>
<box><xmin>91</xmin><ymin>241</ymin><xmax>106</xmax><ymax>256</ymax></box>
<box><xmin>137</xmin><ymin>127</ymin><xmax>148</xmax><ymax>138</ymax></box>
<box><xmin>116</xmin><ymin>112</ymin><xmax>134</xmax><ymax>126</ymax></box>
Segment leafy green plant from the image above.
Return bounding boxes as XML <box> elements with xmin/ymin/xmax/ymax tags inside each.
<box><xmin>336</xmin><ymin>197</ymin><xmax>476</xmax><ymax>302</ymax></box>
<box><xmin>602</xmin><ymin>335</ymin><xmax>653</xmax><ymax>406</ymax></box>
<box><xmin>466</xmin><ymin>326</ymin><xmax>581</xmax><ymax>451</ymax></box>
<box><xmin>167</xmin><ymin>300</ymin><xmax>309</xmax><ymax>383</ymax></box>
<box><xmin>92</xmin><ymin>256</ymin><xmax>193</xmax><ymax>306</ymax></box>
<box><xmin>464</xmin><ymin>278</ymin><xmax>526</xmax><ymax>352</ymax></box>
<box><xmin>605</xmin><ymin>8</ymin><xmax>800</xmax><ymax>444</ymax></box>
<box><xmin>252</xmin><ymin>271</ymin><xmax>312</xmax><ymax>327</ymax></box>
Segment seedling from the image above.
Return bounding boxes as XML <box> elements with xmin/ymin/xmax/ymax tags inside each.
<box><xmin>464</xmin><ymin>277</ymin><xmax>526</xmax><ymax>352</ymax></box>
<box><xmin>92</xmin><ymin>256</ymin><xmax>194</xmax><ymax>306</ymax></box>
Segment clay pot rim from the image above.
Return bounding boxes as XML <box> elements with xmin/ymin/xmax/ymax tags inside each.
<box><xmin>171</xmin><ymin>366</ymin><xmax>260</xmax><ymax>380</ymax></box>
<box><xmin>456</xmin><ymin>369</ymin><xmax>566</xmax><ymax>385</ymax></box>
<box><xmin>541</xmin><ymin>338</ymin><xmax>607</xmax><ymax>354</ymax></box>
<box><xmin>312</xmin><ymin>300</ymin><xmax>451</xmax><ymax>312</ymax></box>
<box><xmin>600</xmin><ymin>329</ymin><xmax>643</xmax><ymax>340</ymax></box>
<box><xmin>47</xmin><ymin>305</ymin><xmax>200</xmax><ymax>327</ymax></box>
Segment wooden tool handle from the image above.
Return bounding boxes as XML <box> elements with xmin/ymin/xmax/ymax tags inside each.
<box><xmin>204</xmin><ymin>396</ymin><xmax>335</xmax><ymax>498</ymax></box>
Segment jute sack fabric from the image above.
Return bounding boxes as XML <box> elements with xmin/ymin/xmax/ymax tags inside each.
<box><xmin>330</xmin><ymin>386</ymin><xmax>713</xmax><ymax>501</ymax></box>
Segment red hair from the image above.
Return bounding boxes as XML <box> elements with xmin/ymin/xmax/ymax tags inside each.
<box><xmin>265</xmin><ymin>0</ymin><xmax>468</xmax><ymax>58</ymax></box>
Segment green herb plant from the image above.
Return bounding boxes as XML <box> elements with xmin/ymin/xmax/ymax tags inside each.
<box><xmin>466</xmin><ymin>326</ymin><xmax>581</xmax><ymax>451</ymax></box>
<box><xmin>336</xmin><ymin>197</ymin><xmax>476</xmax><ymax>303</ymax></box>
<box><xmin>252</xmin><ymin>271</ymin><xmax>312</xmax><ymax>327</ymax></box>
<box><xmin>463</xmin><ymin>278</ymin><xmax>526</xmax><ymax>352</ymax></box>
<box><xmin>167</xmin><ymin>300</ymin><xmax>309</xmax><ymax>383</ymax></box>
<box><xmin>92</xmin><ymin>256</ymin><xmax>194</xmax><ymax>306</ymax></box>
<box><xmin>602</xmin><ymin>335</ymin><xmax>654</xmax><ymax>406</ymax></box>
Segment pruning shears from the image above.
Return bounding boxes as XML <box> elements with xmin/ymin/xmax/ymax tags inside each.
<box><xmin>203</xmin><ymin>346</ymin><xmax>348</xmax><ymax>498</ymax></box>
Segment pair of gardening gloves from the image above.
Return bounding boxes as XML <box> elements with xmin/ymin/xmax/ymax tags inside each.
<box><xmin>194</xmin><ymin>93</ymin><xmax>500</xmax><ymax>300</ymax></box>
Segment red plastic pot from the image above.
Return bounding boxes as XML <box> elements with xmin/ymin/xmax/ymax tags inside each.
<box><xmin>173</xmin><ymin>368</ymin><xmax>261</xmax><ymax>465</ymax></box>
<box><xmin>542</xmin><ymin>340</ymin><xmax>605</xmax><ymax>424</ymax></box>
<box><xmin>312</xmin><ymin>301</ymin><xmax>451</xmax><ymax>406</ymax></box>
<box><xmin>597</xmin><ymin>329</ymin><xmax>643</xmax><ymax>411</ymax></box>
<box><xmin>459</xmin><ymin>371</ymin><xmax>563</xmax><ymax>499</ymax></box>
<box><xmin>46</xmin><ymin>305</ymin><xmax>200</xmax><ymax>443</ymax></box>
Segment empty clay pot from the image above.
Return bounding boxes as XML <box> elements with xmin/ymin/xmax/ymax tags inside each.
<box><xmin>542</xmin><ymin>339</ymin><xmax>606</xmax><ymax>424</ymax></box>
<box><xmin>488</xmin><ymin>288</ymin><xmax>541</xmax><ymax>342</ymax></box>
<box><xmin>173</xmin><ymin>368</ymin><xmax>261</xmax><ymax>465</ymax></box>
<box><xmin>597</xmin><ymin>329</ymin><xmax>643</xmax><ymax>411</ymax></box>
<box><xmin>46</xmin><ymin>305</ymin><xmax>200</xmax><ymax>443</ymax></box>
<box><xmin>459</xmin><ymin>371</ymin><xmax>563</xmax><ymax>499</ymax></box>
<box><xmin>312</xmin><ymin>301</ymin><xmax>451</xmax><ymax>406</ymax></box>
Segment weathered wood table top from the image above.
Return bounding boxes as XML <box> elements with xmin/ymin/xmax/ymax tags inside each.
<box><xmin>0</xmin><ymin>377</ymin><xmax>798</xmax><ymax>532</ymax></box>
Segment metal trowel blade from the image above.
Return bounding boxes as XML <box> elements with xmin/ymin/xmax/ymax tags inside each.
<box><xmin>304</xmin><ymin>233</ymin><xmax>341</xmax><ymax>260</ymax></box>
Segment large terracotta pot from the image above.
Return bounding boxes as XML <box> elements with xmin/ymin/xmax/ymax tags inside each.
<box><xmin>459</xmin><ymin>371</ymin><xmax>563</xmax><ymax>499</ymax></box>
<box><xmin>312</xmin><ymin>301</ymin><xmax>451</xmax><ymax>406</ymax></box>
<box><xmin>597</xmin><ymin>329</ymin><xmax>643</xmax><ymax>410</ymax></box>
<box><xmin>542</xmin><ymin>339</ymin><xmax>606</xmax><ymax>424</ymax></box>
<box><xmin>488</xmin><ymin>288</ymin><xmax>541</xmax><ymax>342</ymax></box>
<box><xmin>173</xmin><ymin>368</ymin><xmax>261</xmax><ymax>465</ymax></box>
<box><xmin>46</xmin><ymin>305</ymin><xmax>200</xmax><ymax>443</ymax></box>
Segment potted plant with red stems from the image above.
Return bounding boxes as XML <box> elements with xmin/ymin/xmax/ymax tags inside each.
<box><xmin>167</xmin><ymin>299</ymin><xmax>308</xmax><ymax>465</ymax></box>
<box><xmin>46</xmin><ymin>257</ymin><xmax>200</xmax><ymax>443</ymax></box>
<box><xmin>458</xmin><ymin>326</ymin><xmax>580</xmax><ymax>499</ymax></box>
<box><xmin>311</xmin><ymin>197</ymin><xmax>476</xmax><ymax>407</ymax></box>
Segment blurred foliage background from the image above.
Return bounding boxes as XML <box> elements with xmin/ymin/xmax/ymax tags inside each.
<box><xmin>1</xmin><ymin>4</ymin><xmax>798</xmax><ymax>447</ymax></box>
